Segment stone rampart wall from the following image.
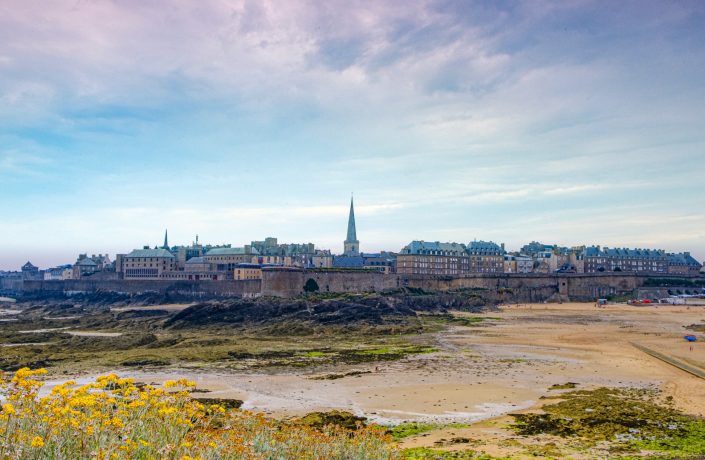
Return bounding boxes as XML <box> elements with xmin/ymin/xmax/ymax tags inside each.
<box><xmin>22</xmin><ymin>279</ymin><xmax>261</xmax><ymax>298</ymax></box>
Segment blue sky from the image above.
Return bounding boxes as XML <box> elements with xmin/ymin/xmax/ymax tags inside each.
<box><xmin>1</xmin><ymin>0</ymin><xmax>704</xmax><ymax>270</ymax></box>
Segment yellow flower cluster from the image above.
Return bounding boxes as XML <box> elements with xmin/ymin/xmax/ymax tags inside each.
<box><xmin>0</xmin><ymin>368</ymin><xmax>396</xmax><ymax>459</ymax></box>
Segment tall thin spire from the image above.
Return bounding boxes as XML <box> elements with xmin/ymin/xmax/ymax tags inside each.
<box><xmin>344</xmin><ymin>195</ymin><xmax>359</xmax><ymax>256</ymax></box>
<box><xmin>346</xmin><ymin>196</ymin><xmax>357</xmax><ymax>242</ymax></box>
<box><xmin>163</xmin><ymin>229</ymin><xmax>169</xmax><ymax>249</ymax></box>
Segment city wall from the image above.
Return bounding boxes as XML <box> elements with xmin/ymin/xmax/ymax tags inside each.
<box><xmin>13</xmin><ymin>272</ymin><xmax>672</xmax><ymax>303</ymax></box>
<box><xmin>262</xmin><ymin>269</ymin><xmax>647</xmax><ymax>301</ymax></box>
<box><xmin>261</xmin><ymin>268</ymin><xmax>398</xmax><ymax>297</ymax></box>
<box><xmin>21</xmin><ymin>279</ymin><xmax>262</xmax><ymax>298</ymax></box>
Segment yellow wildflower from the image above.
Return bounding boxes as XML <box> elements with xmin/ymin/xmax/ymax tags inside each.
<box><xmin>30</xmin><ymin>436</ymin><xmax>45</xmax><ymax>448</ymax></box>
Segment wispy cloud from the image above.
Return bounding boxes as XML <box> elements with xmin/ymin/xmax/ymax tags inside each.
<box><xmin>1</xmin><ymin>0</ymin><xmax>704</xmax><ymax>268</ymax></box>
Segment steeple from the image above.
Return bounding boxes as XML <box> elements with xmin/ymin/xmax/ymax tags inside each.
<box><xmin>163</xmin><ymin>229</ymin><xmax>169</xmax><ymax>249</ymax></box>
<box><xmin>343</xmin><ymin>195</ymin><xmax>359</xmax><ymax>256</ymax></box>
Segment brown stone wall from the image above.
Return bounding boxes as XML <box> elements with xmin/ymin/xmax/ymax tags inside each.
<box><xmin>22</xmin><ymin>279</ymin><xmax>261</xmax><ymax>298</ymax></box>
<box><xmin>261</xmin><ymin>268</ymin><xmax>398</xmax><ymax>297</ymax></box>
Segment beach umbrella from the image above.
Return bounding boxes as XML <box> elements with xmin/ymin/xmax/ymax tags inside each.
<box><xmin>684</xmin><ymin>335</ymin><xmax>697</xmax><ymax>342</ymax></box>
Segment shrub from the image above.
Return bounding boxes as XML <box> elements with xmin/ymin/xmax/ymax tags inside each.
<box><xmin>0</xmin><ymin>368</ymin><xmax>397</xmax><ymax>459</ymax></box>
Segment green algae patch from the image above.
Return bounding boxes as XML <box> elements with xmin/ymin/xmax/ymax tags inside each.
<box><xmin>510</xmin><ymin>387</ymin><xmax>705</xmax><ymax>457</ymax></box>
<box><xmin>389</xmin><ymin>422</ymin><xmax>472</xmax><ymax>441</ymax></box>
<box><xmin>295</xmin><ymin>410</ymin><xmax>367</xmax><ymax>431</ymax></box>
<box><xmin>304</xmin><ymin>351</ymin><xmax>329</xmax><ymax>358</ymax></box>
<box><xmin>389</xmin><ymin>422</ymin><xmax>438</xmax><ymax>440</ymax></box>
<box><xmin>548</xmin><ymin>382</ymin><xmax>578</xmax><ymax>390</ymax></box>
<box><xmin>402</xmin><ymin>448</ymin><xmax>508</xmax><ymax>459</ymax></box>
<box><xmin>629</xmin><ymin>419</ymin><xmax>705</xmax><ymax>457</ymax></box>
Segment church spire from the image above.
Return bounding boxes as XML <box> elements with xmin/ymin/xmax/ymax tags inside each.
<box><xmin>344</xmin><ymin>195</ymin><xmax>359</xmax><ymax>256</ymax></box>
<box><xmin>163</xmin><ymin>229</ymin><xmax>169</xmax><ymax>249</ymax></box>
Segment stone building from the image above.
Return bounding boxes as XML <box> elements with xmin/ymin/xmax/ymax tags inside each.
<box><xmin>21</xmin><ymin>261</ymin><xmax>40</xmax><ymax>280</ymax></box>
<box><xmin>396</xmin><ymin>241</ymin><xmax>470</xmax><ymax>275</ymax></box>
<box><xmin>204</xmin><ymin>246</ymin><xmax>259</xmax><ymax>272</ymax></box>
<box><xmin>503</xmin><ymin>254</ymin><xmax>533</xmax><ymax>273</ymax></box>
<box><xmin>234</xmin><ymin>263</ymin><xmax>266</xmax><ymax>280</ymax></box>
<box><xmin>397</xmin><ymin>240</ymin><xmax>506</xmax><ymax>275</ymax></box>
<box><xmin>583</xmin><ymin>246</ymin><xmax>668</xmax><ymax>274</ymax></box>
<box><xmin>121</xmin><ymin>247</ymin><xmax>176</xmax><ymax>279</ymax></box>
<box><xmin>667</xmin><ymin>252</ymin><xmax>702</xmax><ymax>275</ymax></box>
<box><xmin>467</xmin><ymin>241</ymin><xmax>504</xmax><ymax>273</ymax></box>
<box><xmin>250</xmin><ymin>237</ymin><xmax>329</xmax><ymax>268</ymax></box>
<box><xmin>71</xmin><ymin>253</ymin><xmax>111</xmax><ymax>279</ymax></box>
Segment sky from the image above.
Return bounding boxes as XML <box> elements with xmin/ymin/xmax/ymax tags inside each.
<box><xmin>1</xmin><ymin>0</ymin><xmax>704</xmax><ymax>270</ymax></box>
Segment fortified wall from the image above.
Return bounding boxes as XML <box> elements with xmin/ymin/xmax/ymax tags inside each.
<box><xmin>262</xmin><ymin>269</ymin><xmax>647</xmax><ymax>301</ymax></box>
<box><xmin>21</xmin><ymin>279</ymin><xmax>262</xmax><ymax>298</ymax></box>
<box><xmin>260</xmin><ymin>268</ymin><xmax>397</xmax><ymax>297</ymax></box>
<box><xmin>14</xmin><ymin>271</ymin><xmax>667</xmax><ymax>302</ymax></box>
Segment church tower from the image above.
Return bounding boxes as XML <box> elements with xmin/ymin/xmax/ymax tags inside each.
<box><xmin>343</xmin><ymin>196</ymin><xmax>359</xmax><ymax>256</ymax></box>
<box><xmin>162</xmin><ymin>229</ymin><xmax>169</xmax><ymax>249</ymax></box>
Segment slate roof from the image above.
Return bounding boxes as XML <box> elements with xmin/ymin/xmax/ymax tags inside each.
<box><xmin>205</xmin><ymin>247</ymin><xmax>259</xmax><ymax>256</ymax></box>
<box><xmin>583</xmin><ymin>246</ymin><xmax>667</xmax><ymax>260</ymax></box>
<box><xmin>76</xmin><ymin>258</ymin><xmax>98</xmax><ymax>266</ymax></box>
<box><xmin>185</xmin><ymin>257</ymin><xmax>207</xmax><ymax>264</ymax></box>
<box><xmin>333</xmin><ymin>256</ymin><xmax>365</xmax><ymax>268</ymax></box>
<box><xmin>400</xmin><ymin>241</ymin><xmax>467</xmax><ymax>256</ymax></box>
<box><xmin>467</xmin><ymin>240</ymin><xmax>504</xmax><ymax>255</ymax></box>
<box><xmin>667</xmin><ymin>253</ymin><xmax>702</xmax><ymax>267</ymax></box>
<box><xmin>125</xmin><ymin>248</ymin><xmax>175</xmax><ymax>258</ymax></box>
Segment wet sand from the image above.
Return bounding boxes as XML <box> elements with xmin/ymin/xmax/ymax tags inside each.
<box><xmin>42</xmin><ymin>302</ymin><xmax>705</xmax><ymax>426</ymax></box>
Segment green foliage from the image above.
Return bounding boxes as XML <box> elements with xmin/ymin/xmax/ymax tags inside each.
<box><xmin>643</xmin><ymin>277</ymin><xmax>705</xmax><ymax>287</ymax></box>
<box><xmin>388</xmin><ymin>422</ymin><xmax>438</xmax><ymax>440</ymax></box>
<box><xmin>303</xmin><ymin>278</ymin><xmax>320</xmax><ymax>293</ymax></box>
<box><xmin>402</xmin><ymin>448</ymin><xmax>508</xmax><ymax>459</ymax></box>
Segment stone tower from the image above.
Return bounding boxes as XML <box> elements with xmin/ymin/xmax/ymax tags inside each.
<box><xmin>343</xmin><ymin>196</ymin><xmax>359</xmax><ymax>256</ymax></box>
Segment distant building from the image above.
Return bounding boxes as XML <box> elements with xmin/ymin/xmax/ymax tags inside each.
<box><xmin>251</xmin><ymin>237</ymin><xmax>329</xmax><ymax>268</ymax></box>
<box><xmin>44</xmin><ymin>265</ymin><xmax>73</xmax><ymax>280</ymax></box>
<box><xmin>466</xmin><ymin>241</ymin><xmax>504</xmax><ymax>273</ymax></box>
<box><xmin>504</xmin><ymin>254</ymin><xmax>533</xmax><ymax>273</ymax></box>
<box><xmin>343</xmin><ymin>196</ymin><xmax>360</xmax><ymax>256</ymax></box>
<box><xmin>583</xmin><ymin>246</ymin><xmax>668</xmax><ymax>274</ymax></box>
<box><xmin>21</xmin><ymin>261</ymin><xmax>41</xmax><ymax>280</ymax></box>
<box><xmin>122</xmin><ymin>247</ymin><xmax>176</xmax><ymax>279</ymax></box>
<box><xmin>234</xmin><ymin>263</ymin><xmax>267</xmax><ymax>280</ymax></box>
<box><xmin>667</xmin><ymin>252</ymin><xmax>702</xmax><ymax>276</ymax></box>
<box><xmin>203</xmin><ymin>246</ymin><xmax>259</xmax><ymax>271</ymax></box>
<box><xmin>397</xmin><ymin>241</ymin><xmax>470</xmax><ymax>276</ymax></box>
<box><xmin>362</xmin><ymin>252</ymin><xmax>397</xmax><ymax>274</ymax></box>
<box><xmin>71</xmin><ymin>253</ymin><xmax>110</xmax><ymax>279</ymax></box>
<box><xmin>397</xmin><ymin>240</ymin><xmax>505</xmax><ymax>276</ymax></box>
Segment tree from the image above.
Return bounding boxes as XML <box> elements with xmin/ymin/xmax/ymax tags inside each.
<box><xmin>303</xmin><ymin>278</ymin><xmax>319</xmax><ymax>293</ymax></box>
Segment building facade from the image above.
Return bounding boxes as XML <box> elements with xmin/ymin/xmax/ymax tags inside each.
<box><xmin>203</xmin><ymin>246</ymin><xmax>258</xmax><ymax>271</ymax></box>
<box><xmin>397</xmin><ymin>241</ymin><xmax>470</xmax><ymax>275</ymax></box>
<box><xmin>121</xmin><ymin>248</ymin><xmax>177</xmax><ymax>279</ymax></box>
<box><xmin>667</xmin><ymin>252</ymin><xmax>702</xmax><ymax>275</ymax></box>
<box><xmin>467</xmin><ymin>241</ymin><xmax>504</xmax><ymax>273</ymax></box>
<box><xmin>583</xmin><ymin>247</ymin><xmax>668</xmax><ymax>274</ymax></box>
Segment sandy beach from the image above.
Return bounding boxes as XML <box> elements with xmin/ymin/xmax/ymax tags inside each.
<box><xmin>41</xmin><ymin>302</ymin><xmax>705</xmax><ymax>426</ymax></box>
